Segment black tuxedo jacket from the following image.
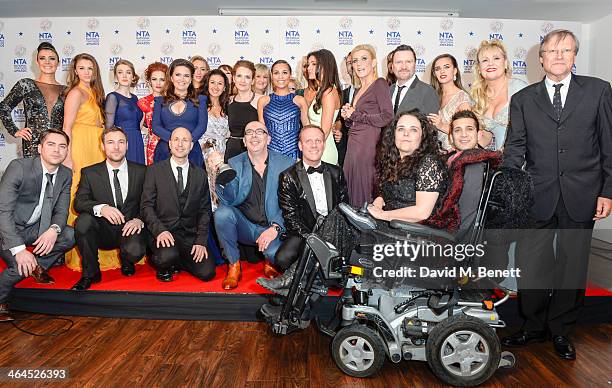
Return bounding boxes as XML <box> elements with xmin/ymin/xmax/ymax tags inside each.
<box><xmin>140</xmin><ymin>159</ymin><xmax>211</xmax><ymax>246</ymax></box>
<box><xmin>503</xmin><ymin>74</ymin><xmax>612</xmax><ymax>222</ymax></box>
<box><xmin>278</xmin><ymin>161</ymin><xmax>348</xmax><ymax>237</ymax></box>
<box><xmin>74</xmin><ymin>160</ymin><xmax>146</xmax><ymax>221</ymax></box>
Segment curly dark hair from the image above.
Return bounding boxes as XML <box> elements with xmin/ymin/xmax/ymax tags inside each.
<box><xmin>376</xmin><ymin>109</ymin><xmax>441</xmax><ymax>187</ymax></box>
<box><xmin>162</xmin><ymin>58</ymin><xmax>199</xmax><ymax>106</ymax></box>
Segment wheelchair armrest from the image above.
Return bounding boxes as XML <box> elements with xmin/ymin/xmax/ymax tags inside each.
<box><xmin>389</xmin><ymin>220</ymin><xmax>456</xmax><ymax>242</ymax></box>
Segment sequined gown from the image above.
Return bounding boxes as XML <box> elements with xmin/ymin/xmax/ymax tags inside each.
<box><xmin>105</xmin><ymin>92</ymin><xmax>145</xmax><ymax>164</ymax></box>
<box><xmin>0</xmin><ymin>79</ymin><xmax>66</xmax><ymax>157</ymax></box>
<box><xmin>263</xmin><ymin>93</ymin><xmax>301</xmax><ymax>160</ymax></box>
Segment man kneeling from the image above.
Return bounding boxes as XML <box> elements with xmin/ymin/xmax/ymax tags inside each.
<box><xmin>141</xmin><ymin>127</ymin><xmax>215</xmax><ymax>282</ymax></box>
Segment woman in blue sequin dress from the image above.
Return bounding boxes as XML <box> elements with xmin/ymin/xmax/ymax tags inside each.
<box><xmin>257</xmin><ymin>60</ymin><xmax>309</xmax><ymax>160</ymax></box>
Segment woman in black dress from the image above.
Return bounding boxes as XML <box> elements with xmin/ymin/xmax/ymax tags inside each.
<box><xmin>0</xmin><ymin>42</ymin><xmax>65</xmax><ymax>157</ymax></box>
<box><xmin>367</xmin><ymin>109</ymin><xmax>447</xmax><ymax>222</ymax></box>
<box><xmin>225</xmin><ymin>60</ymin><xmax>263</xmax><ymax>162</ymax></box>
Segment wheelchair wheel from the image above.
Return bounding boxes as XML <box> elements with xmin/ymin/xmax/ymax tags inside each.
<box><xmin>426</xmin><ymin>315</ymin><xmax>501</xmax><ymax>387</ymax></box>
<box><xmin>331</xmin><ymin>324</ymin><xmax>386</xmax><ymax>378</ymax></box>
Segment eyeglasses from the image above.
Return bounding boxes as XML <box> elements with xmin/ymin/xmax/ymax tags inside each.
<box><xmin>542</xmin><ymin>48</ymin><xmax>575</xmax><ymax>57</ymax></box>
<box><xmin>245</xmin><ymin>128</ymin><xmax>268</xmax><ymax>136</ymax></box>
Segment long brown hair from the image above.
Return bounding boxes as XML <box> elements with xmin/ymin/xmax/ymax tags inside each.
<box><xmin>162</xmin><ymin>58</ymin><xmax>199</xmax><ymax>106</ymax></box>
<box><xmin>307</xmin><ymin>49</ymin><xmax>342</xmax><ymax>114</ymax></box>
<box><xmin>203</xmin><ymin>69</ymin><xmax>230</xmax><ymax>116</ymax></box>
<box><xmin>64</xmin><ymin>53</ymin><xmax>105</xmax><ymax>118</ymax></box>
<box><xmin>430</xmin><ymin>54</ymin><xmax>466</xmax><ymax>99</ymax></box>
<box><xmin>376</xmin><ymin>109</ymin><xmax>441</xmax><ymax>186</ymax></box>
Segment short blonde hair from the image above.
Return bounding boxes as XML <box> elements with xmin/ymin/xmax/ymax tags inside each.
<box><xmin>350</xmin><ymin>44</ymin><xmax>378</xmax><ymax>87</ymax></box>
<box><xmin>253</xmin><ymin>63</ymin><xmax>271</xmax><ymax>94</ymax></box>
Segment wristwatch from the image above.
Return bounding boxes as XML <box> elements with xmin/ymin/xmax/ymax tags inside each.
<box><xmin>50</xmin><ymin>224</ymin><xmax>61</xmax><ymax>234</ymax></box>
<box><xmin>271</xmin><ymin>223</ymin><xmax>282</xmax><ymax>233</ymax></box>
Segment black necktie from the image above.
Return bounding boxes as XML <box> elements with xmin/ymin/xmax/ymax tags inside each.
<box><xmin>553</xmin><ymin>83</ymin><xmax>563</xmax><ymax>121</ymax></box>
<box><xmin>38</xmin><ymin>173</ymin><xmax>54</xmax><ymax>236</ymax></box>
<box><xmin>307</xmin><ymin>165</ymin><xmax>324</xmax><ymax>175</ymax></box>
<box><xmin>113</xmin><ymin>169</ymin><xmax>123</xmax><ymax>209</ymax></box>
<box><xmin>177</xmin><ymin>166</ymin><xmax>184</xmax><ymax>193</ymax></box>
<box><xmin>393</xmin><ymin>85</ymin><xmax>405</xmax><ymax>115</ymax></box>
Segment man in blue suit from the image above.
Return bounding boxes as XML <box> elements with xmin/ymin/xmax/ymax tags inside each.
<box><xmin>210</xmin><ymin>121</ymin><xmax>294</xmax><ymax>289</ymax></box>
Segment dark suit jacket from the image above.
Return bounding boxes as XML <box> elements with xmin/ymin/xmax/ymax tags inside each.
<box><xmin>216</xmin><ymin>149</ymin><xmax>294</xmax><ymax>230</ymax></box>
<box><xmin>0</xmin><ymin>156</ymin><xmax>72</xmax><ymax>250</ymax></box>
<box><xmin>74</xmin><ymin>160</ymin><xmax>146</xmax><ymax>221</ymax></box>
<box><xmin>337</xmin><ymin>86</ymin><xmax>355</xmax><ymax>166</ymax></box>
<box><xmin>278</xmin><ymin>161</ymin><xmax>349</xmax><ymax>237</ymax></box>
<box><xmin>140</xmin><ymin>159</ymin><xmax>211</xmax><ymax>246</ymax></box>
<box><xmin>503</xmin><ymin>74</ymin><xmax>612</xmax><ymax>222</ymax></box>
<box><xmin>390</xmin><ymin>76</ymin><xmax>440</xmax><ymax>115</ymax></box>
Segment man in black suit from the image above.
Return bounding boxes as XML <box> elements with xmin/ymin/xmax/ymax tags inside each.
<box><xmin>72</xmin><ymin>126</ymin><xmax>147</xmax><ymax>290</ymax></box>
<box><xmin>141</xmin><ymin>127</ymin><xmax>214</xmax><ymax>282</ymax></box>
<box><xmin>258</xmin><ymin>124</ymin><xmax>348</xmax><ymax>293</ymax></box>
<box><xmin>502</xmin><ymin>29</ymin><xmax>612</xmax><ymax>360</ymax></box>
<box><xmin>0</xmin><ymin>129</ymin><xmax>74</xmax><ymax>321</ymax></box>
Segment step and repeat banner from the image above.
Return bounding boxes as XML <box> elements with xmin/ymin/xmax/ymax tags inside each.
<box><xmin>0</xmin><ymin>16</ymin><xmax>583</xmax><ymax>171</ymax></box>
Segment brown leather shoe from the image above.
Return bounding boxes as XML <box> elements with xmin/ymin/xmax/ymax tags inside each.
<box><xmin>222</xmin><ymin>262</ymin><xmax>242</xmax><ymax>290</ymax></box>
<box><xmin>0</xmin><ymin>303</ymin><xmax>13</xmax><ymax>322</ymax></box>
<box><xmin>31</xmin><ymin>265</ymin><xmax>55</xmax><ymax>284</ymax></box>
<box><xmin>263</xmin><ymin>261</ymin><xmax>281</xmax><ymax>279</ymax></box>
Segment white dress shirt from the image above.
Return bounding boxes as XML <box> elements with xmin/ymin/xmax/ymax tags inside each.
<box><xmin>93</xmin><ymin>159</ymin><xmax>129</xmax><ymax>216</ymax></box>
<box><xmin>170</xmin><ymin>157</ymin><xmax>189</xmax><ymax>187</ymax></box>
<box><xmin>391</xmin><ymin>74</ymin><xmax>417</xmax><ymax>108</ymax></box>
<box><xmin>303</xmin><ymin>161</ymin><xmax>328</xmax><ymax>217</ymax></box>
<box><xmin>544</xmin><ymin>72</ymin><xmax>572</xmax><ymax>108</ymax></box>
<box><xmin>10</xmin><ymin>160</ymin><xmax>58</xmax><ymax>255</ymax></box>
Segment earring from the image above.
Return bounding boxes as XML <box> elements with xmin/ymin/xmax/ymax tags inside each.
<box><xmin>453</xmin><ymin>75</ymin><xmax>457</xmax><ymax>81</ymax></box>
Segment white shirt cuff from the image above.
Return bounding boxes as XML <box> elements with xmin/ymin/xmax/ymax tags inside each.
<box><xmin>10</xmin><ymin>245</ymin><xmax>26</xmax><ymax>256</ymax></box>
<box><xmin>93</xmin><ymin>204</ymin><xmax>107</xmax><ymax>217</ymax></box>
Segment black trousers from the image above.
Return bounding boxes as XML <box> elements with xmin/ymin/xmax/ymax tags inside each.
<box><xmin>148</xmin><ymin>231</ymin><xmax>216</xmax><ymax>281</ymax></box>
<box><xmin>515</xmin><ymin>194</ymin><xmax>594</xmax><ymax>336</ymax></box>
<box><xmin>74</xmin><ymin>213</ymin><xmax>147</xmax><ymax>278</ymax></box>
<box><xmin>275</xmin><ymin>235</ymin><xmax>305</xmax><ymax>271</ymax></box>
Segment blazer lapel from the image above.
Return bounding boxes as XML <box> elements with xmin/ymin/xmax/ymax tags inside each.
<box><xmin>534</xmin><ymin>79</ymin><xmax>558</xmax><ymax>123</ymax></box>
<box><xmin>399</xmin><ymin>76</ymin><xmax>419</xmax><ymax>108</ymax></box>
<box><xmin>322</xmin><ymin>165</ymin><xmax>334</xmax><ymax>213</ymax></box>
<box><xmin>183</xmin><ymin>164</ymin><xmax>195</xmax><ymax>210</ymax></box>
<box><xmin>164</xmin><ymin>160</ymin><xmax>180</xmax><ymax>210</ymax></box>
<box><xmin>559</xmin><ymin>75</ymin><xmax>584</xmax><ymax>124</ymax></box>
<box><xmin>98</xmin><ymin>163</ymin><xmax>115</xmax><ymax>206</ymax></box>
<box><xmin>296</xmin><ymin>163</ymin><xmax>317</xmax><ymax>218</ymax></box>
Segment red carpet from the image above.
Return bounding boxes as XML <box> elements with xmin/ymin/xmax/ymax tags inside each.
<box><xmin>9</xmin><ymin>261</ymin><xmax>273</xmax><ymax>294</ymax></box>
<box><xmin>2</xmin><ymin>261</ymin><xmax>610</xmax><ymax>296</ymax></box>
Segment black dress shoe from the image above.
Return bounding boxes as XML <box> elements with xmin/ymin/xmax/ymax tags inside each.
<box><xmin>31</xmin><ymin>265</ymin><xmax>55</xmax><ymax>284</ymax></box>
<box><xmin>501</xmin><ymin>329</ymin><xmax>547</xmax><ymax>347</ymax></box>
<box><xmin>170</xmin><ymin>265</ymin><xmax>180</xmax><ymax>274</ymax></box>
<box><xmin>156</xmin><ymin>270</ymin><xmax>173</xmax><ymax>282</ymax></box>
<box><xmin>121</xmin><ymin>262</ymin><xmax>135</xmax><ymax>276</ymax></box>
<box><xmin>552</xmin><ymin>335</ymin><xmax>576</xmax><ymax>360</ymax></box>
<box><xmin>0</xmin><ymin>303</ymin><xmax>14</xmax><ymax>322</ymax></box>
<box><xmin>71</xmin><ymin>273</ymin><xmax>102</xmax><ymax>291</ymax></box>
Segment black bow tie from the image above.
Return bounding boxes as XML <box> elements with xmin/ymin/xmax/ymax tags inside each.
<box><xmin>306</xmin><ymin>165</ymin><xmax>324</xmax><ymax>174</ymax></box>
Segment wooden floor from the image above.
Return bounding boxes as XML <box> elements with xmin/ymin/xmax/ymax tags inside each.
<box><xmin>0</xmin><ymin>314</ymin><xmax>610</xmax><ymax>387</ymax></box>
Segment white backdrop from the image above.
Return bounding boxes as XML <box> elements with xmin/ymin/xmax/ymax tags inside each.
<box><xmin>0</xmin><ymin>15</ymin><xmax>583</xmax><ymax>171</ymax></box>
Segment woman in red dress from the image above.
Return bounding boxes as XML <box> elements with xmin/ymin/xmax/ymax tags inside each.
<box><xmin>137</xmin><ymin>62</ymin><xmax>168</xmax><ymax>165</ymax></box>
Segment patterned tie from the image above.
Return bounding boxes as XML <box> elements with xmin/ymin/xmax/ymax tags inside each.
<box><xmin>177</xmin><ymin>166</ymin><xmax>184</xmax><ymax>193</ymax></box>
<box><xmin>38</xmin><ymin>173</ymin><xmax>54</xmax><ymax>236</ymax></box>
<box><xmin>553</xmin><ymin>83</ymin><xmax>563</xmax><ymax>121</ymax></box>
<box><xmin>113</xmin><ymin>169</ymin><xmax>123</xmax><ymax>209</ymax></box>
<box><xmin>393</xmin><ymin>85</ymin><xmax>406</xmax><ymax>115</ymax></box>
